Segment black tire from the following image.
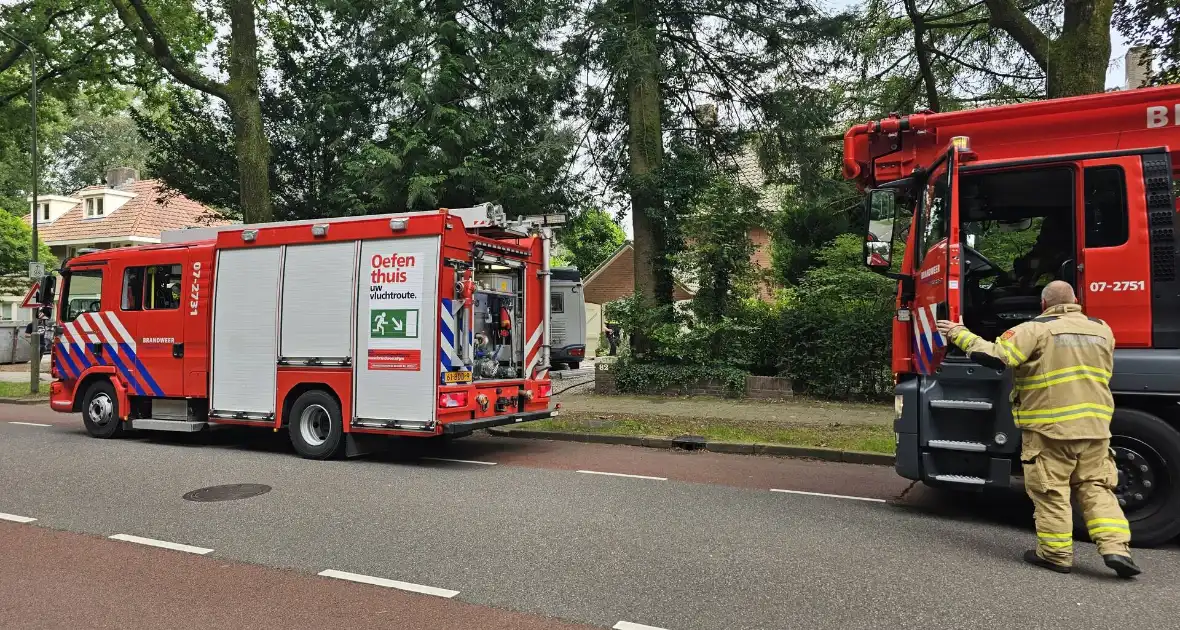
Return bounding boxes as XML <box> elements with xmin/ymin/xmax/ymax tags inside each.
<box><xmin>81</xmin><ymin>379</ymin><xmax>123</xmax><ymax>439</ymax></box>
<box><xmin>568</xmin><ymin>362</ymin><xmax>581</xmax><ymax>370</ymax></box>
<box><xmin>287</xmin><ymin>390</ymin><xmax>345</xmax><ymax>460</ymax></box>
<box><xmin>1072</xmin><ymin>408</ymin><xmax>1180</xmax><ymax>548</ymax></box>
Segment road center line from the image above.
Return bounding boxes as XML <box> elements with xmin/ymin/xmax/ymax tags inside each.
<box><xmin>8</xmin><ymin>422</ymin><xmax>51</xmax><ymax>427</ymax></box>
<box><xmin>770</xmin><ymin>488</ymin><xmax>887</xmax><ymax>503</ymax></box>
<box><xmin>108</xmin><ymin>534</ymin><xmax>214</xmax><ymax>555</ymax></box>
<box><xmin>614</xmin><ymin>621</ymin><xmax>671</xmax><ymax>630</ymax></box>
<box><xmin>318</xmin><ymin>569</ymin><xmax>460</xmax><ymax>598</ymax></box>
<box><xmin>577</xmin><ymin>470</ymin><xmax>667</xmax><ymax>481</ymax></box>
<box><xmin>0</xmin><ymin>512</ymin><xmax>37</xmax><ymax>524</ymax></box>
<box><xmin>420</xmin><ymin>457</ymin><xmax>497</xmax><ymax>466</ymax></box>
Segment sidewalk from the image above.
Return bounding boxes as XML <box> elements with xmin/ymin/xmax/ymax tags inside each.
<box><xmin>556</xmin><ymin>393</ymin><xmax>893</xmax><ymax>427</ymax></box>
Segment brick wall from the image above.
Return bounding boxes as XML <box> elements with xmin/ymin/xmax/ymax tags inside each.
<box><xmin>585</xmin><ymin>245</ymin><xmax>694</xmax><ymax>305</ymax></box>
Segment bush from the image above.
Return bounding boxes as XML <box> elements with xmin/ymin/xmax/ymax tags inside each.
<box><xmin>602</xmin><ymin>235</ymin><xmax>896</xmax><ymax>401</ymax></box>
<box><xmin>779</xmin><ymin>235</ymin><xmax>895</xmax><ymax>399</ymax></box>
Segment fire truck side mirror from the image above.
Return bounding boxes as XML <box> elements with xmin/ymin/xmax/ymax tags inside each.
<box><xmin>36</xmin><ymin>274</ymin><xmax>55</xmax><ymax>306</ymax></box>
<box><xmin>863</xmin><ymin>189</ymin><xmax>896</xmax><ymax>271</ymax></box>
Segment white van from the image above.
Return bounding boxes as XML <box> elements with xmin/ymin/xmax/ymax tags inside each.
<box><xmin>549</xmin><ymin>267</ymin><xmax>587</xmax><ymax>369</ymax></box>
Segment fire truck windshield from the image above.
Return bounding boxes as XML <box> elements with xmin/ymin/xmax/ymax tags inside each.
<box><xmin>61</xmin><ymin>270</ymin><xmax>103</xmax><ymax>323</ymax></box>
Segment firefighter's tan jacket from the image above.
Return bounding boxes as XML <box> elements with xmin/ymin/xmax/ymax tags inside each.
<box><xmin>947</xmin><ymin>304</ymin><xmax>1114</xmax><ymax>441</ymax></box>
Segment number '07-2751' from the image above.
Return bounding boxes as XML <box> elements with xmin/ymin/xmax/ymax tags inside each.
<box><xmin>1089</xmin><ymin>280</ymin><xmax>1145</xmax><ymax>292</ymax></box>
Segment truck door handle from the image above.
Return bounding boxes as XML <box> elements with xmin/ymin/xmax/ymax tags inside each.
<box><xmin>172</xmin><ymin>343</ymin><xmax>184</xmax><ymax>358</ymax></box>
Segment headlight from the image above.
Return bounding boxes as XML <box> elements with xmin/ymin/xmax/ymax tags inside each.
<box><xmin>894</xmin><ymin>394</ymin><xmax>904</xmax><ymax>417</ymax></box>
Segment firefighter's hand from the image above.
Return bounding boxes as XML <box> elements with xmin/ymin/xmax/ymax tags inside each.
<box><xmin>935</xmin><ymin>319</ymin><xmax>961</xmax><ymax>335</ymax></box>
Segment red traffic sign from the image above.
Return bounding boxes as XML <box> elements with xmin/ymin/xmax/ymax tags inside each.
<box><xmin>20</xmin><ymin>282</ymin><xmax>42</xmax><ymax>309</ymax></box>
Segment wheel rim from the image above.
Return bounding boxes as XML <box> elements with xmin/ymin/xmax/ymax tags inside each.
<box><xmin>1111</xmin><ymin>435</ymin><xmax>1169</xmax><ymax>519</ymax></box>
<box><xmin>299</xmin><ymin>404</ymin><xmax>332</xmax><ymax>447</ymax></box>
<box><xmin>88</xmin><ymin>393</ymin><xmax>113</xmax><ymax>426</ymax></box>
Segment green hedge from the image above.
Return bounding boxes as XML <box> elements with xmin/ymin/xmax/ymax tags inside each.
<box><xmin>604</xmin><ymin>235</ymin><xmax>897</xmax><ymax>401</ymax></box>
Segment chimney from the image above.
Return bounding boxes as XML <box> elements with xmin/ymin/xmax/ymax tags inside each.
<box><xmin>105</xmin><ymin>167</ymin><xmax>139</xmax><ymax>189</ymax></box>
<box><xmin>1125</xmin><ymin>46</ymin><xmax>1153</xmax><ymax>90</ymax></box>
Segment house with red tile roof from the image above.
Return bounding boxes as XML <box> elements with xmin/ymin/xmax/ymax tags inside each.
<box><xmin>2</xmin><ymin>168</ymin><xmax>232</xmax><ymax>321</ymax></box>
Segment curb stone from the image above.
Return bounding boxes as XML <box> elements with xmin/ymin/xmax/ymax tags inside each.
<box><xmin>486</xmin><ymin>427</ymin><xmax>895</xmax><ymax>466</ymax></box>
<box><xmin>0</xmin><ymin>397</ymin><xmax>48</xmax><ymax>406</ymax></box>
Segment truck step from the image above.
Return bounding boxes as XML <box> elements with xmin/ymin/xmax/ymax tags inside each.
<box><xmin>932</xmin><ymin>474</ymin><xmax>988</xmax><ymax>486</ymax></box>
<box><xmin>131</xmin><ymin>419</ymin><xmax>208</xmax><ymax>432</ymax></box>
<box><xmin>928</xmin><ymin>439</ymin><xmax>988</xmax><ymax>452</ymax></box>
<box><xmin>929</xmin><ymin>399</ymin><xmax>993</xmax><ymax>411</ymax></box>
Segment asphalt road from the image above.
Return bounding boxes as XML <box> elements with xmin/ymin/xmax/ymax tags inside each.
<box><xmin>1</xmin><ymin>406</ymin><xmax>1177</xmax><ymax>630</ymax></box>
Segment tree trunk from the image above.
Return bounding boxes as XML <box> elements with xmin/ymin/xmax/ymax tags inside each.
<box><xmin>225</xmin><ymin>0</ymin><xmax>273</xmax><ymax>223</ymax></box>
<box><xmin>626</xmin><ymin>0</ymin><xmax>667</xmax><ymax>308</ymax></box>
<box><xmin>1045</xmin><ymin>0</ymin><xmax>1113</xmax><ymax>98</ymax></box>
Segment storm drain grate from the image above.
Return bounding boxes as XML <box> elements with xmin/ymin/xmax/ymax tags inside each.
<box><xmin>183</xmin><ymin>484</ymin><xmax>272</xmax><ymax>503</ymax></box>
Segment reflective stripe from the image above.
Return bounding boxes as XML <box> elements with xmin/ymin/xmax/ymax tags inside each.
<box><xmin>1036</xmin><ymin>532</ymin><xmax>1072</xmax><ymax>540</ymax></box>
<box><xmin>1088</xmin><ymin>525</ymin><xmax>1131</xmax><ymax>536</ymax></box>
<box><xmin>1040</xmin><ymin>540</ymin><xmax>1073</xmax><ymax>548</ymax></box>
<box><xmin>1014</xmin><ymin>403</ymin><xmax>1114</xmax><ymax>425</ymax></box>
<box><xmin>954</xmin><ymin>330</ymin><xmax>979</xmax><ymax>348</ymax></box>
<box><xmin>1016</xmin><ymin>364</ymin><xmax>1112</xmax><ymax>390</ymax></box>
<box><xmin>1015</xmin><ymin>372</ymin><xmax>1111</xmax><ymax>391</ymax></box>
<box><xmin>997</xmin><ymin>338</ymin><xmax>1027</xmax><ymax>363</ymax></box>
<box><xmin>1036</xmin><ymin>532</ymin><xmax>1073</xmax><ymax>548</ymax></box>
<box><xmin>1087</xmin><ymin>518</ymin><xmax>1131</xmax><ymax>536</ymax></box>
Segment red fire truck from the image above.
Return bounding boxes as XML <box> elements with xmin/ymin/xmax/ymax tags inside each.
<box><xmin>845</xmin><ymin>84</ymin><xmax>1180</xmax><ymax>546</ymax></box>
<box><xmin>37</xmin><ymin>204</ymin><xmax>558</xmax><ymax>459</ymax></box>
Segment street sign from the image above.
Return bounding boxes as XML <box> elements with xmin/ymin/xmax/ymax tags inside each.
<box><xmin>19</xmin><ymin>282</ymin><xmax>42</xmax><ymax>309</ymax></box>
<box><xmin>28</xmin><ymin>261</ymin><xmax>44</xmax><ymax>279</ymax></box>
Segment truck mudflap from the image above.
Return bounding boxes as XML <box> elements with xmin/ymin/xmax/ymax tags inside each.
<box><xmin>899</xmin><ymin>358</ymin><xmax>1020</xmax><ymax>488</ymax></box>
<box><xmin>441</xmin><ymin>408</ymin><xmax>555</xmax><ymax>434</ymax></box>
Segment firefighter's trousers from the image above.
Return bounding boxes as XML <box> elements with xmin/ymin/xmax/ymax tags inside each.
<box><xmin>1021</xmin><ymin>432</ymin><xmax>1131</xmax><ymax>566</ymax></box>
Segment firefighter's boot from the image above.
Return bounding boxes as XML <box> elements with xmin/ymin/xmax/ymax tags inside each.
<box><xmin>1023</xmin><ymin>549</ymin><xmax>1070</xmax><ymax>574</ymax></box>
<box><xmin>1103</xmin><ymin>554</ymin><xmax>1142</xmax><ymax>579</ymax></box>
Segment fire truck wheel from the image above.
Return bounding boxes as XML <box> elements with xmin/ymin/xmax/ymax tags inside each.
<box><xmin>288</xmin><ymin>390</ymin><xmax>344</xmax><ymax>459</ymax></box>
<box><xmin>81</xmin><ymin>380</ymin><xmax>123</xmax><ymax>439</ymax></box>
<box><xmin>1074</xmin><ymin>408</ymin><xmax>1180</xmax><ymax>548</ymax></box>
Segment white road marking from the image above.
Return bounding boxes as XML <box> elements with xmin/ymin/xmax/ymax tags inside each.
<box><xmin>8</xmin><ymin>422</ymin><xmax>51</xmax><ymax>427</ymax></box>
<box><xmin>770</xmin><ymin>488</ymin><xmax>887</xmax><ymax>503</ymax></box>
<box><xmin>420</xmin><ymin>457</ymin><xmax>497</xmax><ymax>466</ymax></box>
<box><xmin>614</xmin><ymin>622</ymin><xmax>670</xmax><ymax>630</ymax></box>
<box><xmin>0</xmin><ymin>512</ymin><xmax>37</xmax><ymax>524</ymax></box>
<box><xmin>318</xmin><ymin>569</ymin><xmax>460</xmax><ymax>598</ymax></box>
<box><xmin>577</xmin><ymin>470</ymin><xmax>667</xmax><ymax>481</ymax></box>
<box><xmin>108</xmin><ymin>534</ymin><xmax>214</xmax><ymax>555</ymax></box>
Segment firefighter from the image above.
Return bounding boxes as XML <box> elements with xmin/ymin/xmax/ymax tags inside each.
<box><xmin>1013</xmin><ymin>213</ymin><xmax>1071</xmax><ymax>289</ymax></box>
<box><xmin>935</xmin><ymin>281</ymin><xmax>1141</xmax><ymax>578</ymax></box>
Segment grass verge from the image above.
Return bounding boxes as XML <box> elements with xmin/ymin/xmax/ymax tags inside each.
<box><xmin>526</xmin><ymin>412</ymin><xmax>895</xmax><ymax>455</ymax></box>
<box><xmin>0</xmin><ymin>381</ymin><xmax>46</xmax><ymax>399</ymax></box>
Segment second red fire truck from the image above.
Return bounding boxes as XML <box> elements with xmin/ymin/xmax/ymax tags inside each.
<box><xmin>38</xmin><ymin>204</ymin><xmax>557</xmax><ymax>459</ymax></box>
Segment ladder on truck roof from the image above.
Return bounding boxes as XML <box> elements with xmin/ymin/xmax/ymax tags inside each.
<box><xmin>160</xmin><ymin>203</ymin><xmax>565</xmax><ymax>244</ymax></box>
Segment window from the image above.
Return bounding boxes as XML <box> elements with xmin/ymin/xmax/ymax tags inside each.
<box><xmin>41</xmin><ymin>203</ymin><xmax>49</xmax><ymax>221</ymax></box>
<box><xmin>551</xmin><ymin>292</ymin><xmax>564</xmax><ymax>314</ymax></box>
<box><xmin>1084</xmin><ymin>166</ymin><xmax>1129</xmax><ymax>248</ymax></box>
<box><xmin>85</xmin><ymin>197</ymin><xmax>105</xmax><ymax>217</ymax></box>
<box><xmin>62</xmin><ymin>270</ymin><xmax>103</xmax><ymax>322</ymax></box>
<box><xmin>122</xmin><ymin>265</ymin><xmax>182</xmax><ymax>311</ymax></box>
<box><xmin>917</xmin><ymin>159</ymin><xmax>952</xmax><ymax>260</ymax></box>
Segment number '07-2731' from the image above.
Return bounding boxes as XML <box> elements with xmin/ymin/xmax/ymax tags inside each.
<box><xmin>1089</xmin><ymin>280</ymin><xmax>1145</xmax><ymax>292</ymax></box>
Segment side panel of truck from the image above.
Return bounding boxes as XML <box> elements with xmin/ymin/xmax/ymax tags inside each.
<box><xmin>353</xmin><ymin>237</ymin><xmax>441</xmax><ymax>426</ymax></box>
<box><xmin>210</xmin><ymin>246</ymin><xmax>283</xmax><ymax>418</ymax></box>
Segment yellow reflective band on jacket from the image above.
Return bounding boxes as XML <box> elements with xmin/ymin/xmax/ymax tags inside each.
<box><xmin>1013</xmin><ymin>403</ymin><xmax>1115</xmax><ymax>425</ymax></box>
<box><xmin>996</xmin><ymin>338</ymin><xmax>1026</xmax><ymax>366</ymax></box>
<box><xmin>1086</xmin><ymin>518</ymin><xmax>1131</xmax><ymax>536</ymax></box>
<box><xmin>1014</xmin><ymin>365</ymin><xmax>1112</xmax><ymax>391</ymax></box>
<box><xmin>953</xmin><ymin>330</ymin><xmax>980</xmax><ymax>348</ymax></box>
<box><xmin>1036</xmin><ymin>532</ymin><xmax>1073</xmax><ymax>548</ymax></box>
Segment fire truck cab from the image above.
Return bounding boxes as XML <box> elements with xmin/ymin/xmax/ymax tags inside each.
<box><xmin>42</xmin><ymin>205</ymin><xmax>557</xmax><ymax>459</ymax></box>
<box><xmin>845</xmin><ymin>85</ymin><xmax>1180</xmax><ymax>546</ymax></box>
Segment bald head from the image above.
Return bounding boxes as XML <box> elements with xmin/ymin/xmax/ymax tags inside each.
<box><xmin>1041</xmin><ymin>281</ymin><xmax>1077</xmax><ymax>309</ymax></box>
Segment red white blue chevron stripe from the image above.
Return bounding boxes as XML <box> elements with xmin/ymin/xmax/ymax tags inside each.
<box><xmin>912</xmin><ymin>303</ymin><xmax>946</xmax><ymax>375</ymax></box>
<box><xmin>53</xmin><ymin>312</ymin><xmax>164</xmax><ymax>397</ymax></box>
<box><xmin>439</xmin><ymin>298</ymin><xmax>472</xmax><ymax>384</ymax></box>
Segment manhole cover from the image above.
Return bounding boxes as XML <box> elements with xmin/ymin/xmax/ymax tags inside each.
<box><xmin>183</xmin><ymin>483</ymin><xmax>272</xmax><ymax>503</ymax></box>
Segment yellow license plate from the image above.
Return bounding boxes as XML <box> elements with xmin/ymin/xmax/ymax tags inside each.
<box><xmin>444</xmin><ymin>370</ymin><xmax>472</xmax><ymax>384</ymax></box>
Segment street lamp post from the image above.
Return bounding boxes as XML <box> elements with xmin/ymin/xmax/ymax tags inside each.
<box><xmin>0</xmin><ymin>28</ymin><xmax>41</xmax><ymax>395</ymax></box>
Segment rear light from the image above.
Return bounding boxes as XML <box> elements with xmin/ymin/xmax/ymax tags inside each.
<box><xmin>439</xmin><ymin>392</ymin><xmax>468</xmax><ymax>408</ymax></box>
<box><xmin>570</xmin><ymin>347</ymin><xmax>585</xmax><ymax>357</ymax></box>
<box><xmin>536</xmin><ymin>382</ymin><xmax>552</xmax><ymax>399</ymax></box>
